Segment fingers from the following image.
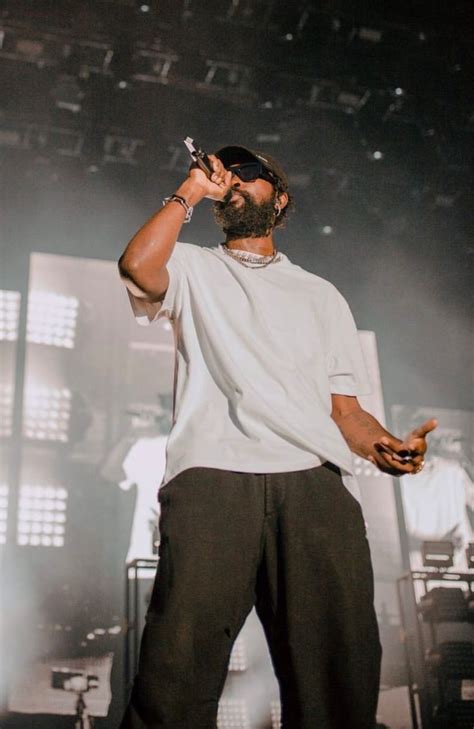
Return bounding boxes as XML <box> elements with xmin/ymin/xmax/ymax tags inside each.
<box><xmin>374</xmin><ymin>441</ymin><xmax>412</xmax><ymax>463</ymax></box>
<box><xmin>368</xmin><ymin>450</ymin><xmax>424</xmax><ymax>476</ymax></box>
<box><xmin>208</xmin><ymin>155</ymin><xmax>228</xmax><ymax>187</ymax></box>
<box><xmin>188</xmin><ymin>155</ymin><xmax>232</xmax><ymax>200</ymax></box>
<box><xmin>409</xmin><ymin>418</ymin><xmax>438</xmax><ymax>440</ymax></box>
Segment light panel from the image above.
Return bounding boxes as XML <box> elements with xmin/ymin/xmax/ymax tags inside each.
<box><xmin>17</xmin><ymin>484</ymin><xmax>67</xmax><ymax>547</ymax></box>
<box><xmin>228</xmin><ymin>635</ymin><xmax>248</xmax><ymax>672</ymax></box>
<box><xmin>217</xmin><ymin>699</ymin><xmax>250</xmax><ymax>729</ymax></box>
<box><xmin>353</xmin><ymin>456</ymin><xmax>385</xmax><ymax>478</ymax></box>
<box><xmin>270</xmin><ymin>700</ymin><xmax>282</xmax><ymax>729</ymax></box>
<box><xmin>23</xmin><ymin>386</ymin><xmax>71</xmax><ymax>442</ymax></box>
<box><xmin>27</xmin><ymin>291</ymin><xmax>79</xmax><ymax>349</ymax></box>
<box><xmin>0</xmin><ymin>484</ymin><xmax>8</xmax><ymax>545</ymax></box>
<box><xmin>0</xmin><ymin>384</ymin><xmax>14</xmax><ymax>438</ymax></box>
<box><xmin>0</xmin><ymin>289</ymin><xmax>20</xmax><ymax>342</ymax></box>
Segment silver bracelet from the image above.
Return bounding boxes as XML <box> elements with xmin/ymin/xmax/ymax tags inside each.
<box><xmin>162</xmin><ymin>194</ymin><xmax>193</xmax><ymax>224</ymax></box>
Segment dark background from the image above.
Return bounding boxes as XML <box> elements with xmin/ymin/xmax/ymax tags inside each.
<box><xmin>1</xmin><ymin>0</ymin><xmax>472</xmax><ymax>411</ymax></box>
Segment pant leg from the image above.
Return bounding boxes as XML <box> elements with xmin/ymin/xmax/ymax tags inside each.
<box><xmin>255</xmin><ymin>464</ymin><xmax>382</xmax><ymax>729</ymax></box>
<box><xmin>120</xmin><ymin>468</ymin><xmax>265</xmax><ymax>729</ymax></box>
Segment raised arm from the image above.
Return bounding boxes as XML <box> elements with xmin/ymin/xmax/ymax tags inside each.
<box><xmin>331</xmin><ymin>394</ymin><xmax>437</xmax><ymax>476</ymax></box>
<box><xmin>118</xmin><ymin>156</ymin><xmax>232</xmax><ymax>302</ymax></box>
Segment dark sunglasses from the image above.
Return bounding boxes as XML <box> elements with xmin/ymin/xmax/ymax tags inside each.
<box><xmin>227</xmin><ymin>161</ymin><xmax>277</xmax><ymax>185</ymax></box>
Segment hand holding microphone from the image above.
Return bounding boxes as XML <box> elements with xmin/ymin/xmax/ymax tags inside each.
<box><xmin>184</xmin><ymin>138</ymin><xmax>232</xmax><ymax>201</ymax></box>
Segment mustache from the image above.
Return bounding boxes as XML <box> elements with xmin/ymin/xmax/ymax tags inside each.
<box><xmin>217</xmin><ymin>187</ymin><xmax>249</xmax><ymax>208</ymax></box>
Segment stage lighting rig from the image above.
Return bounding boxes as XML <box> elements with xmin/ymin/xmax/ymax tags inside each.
<box><xmin>133</xmin><ymin>48</ymin><xmax>179</xmax><ymax>85</ymax></box>
<box><xmin>50</xmin><ymin>74</ymin><xmax>85</xmax><ymax>114</ymax></box>
<box><xmin>103</xmin><ymin>132</ymin><xmax>145</xmax><ymax>165</ymax></box>
<box><xmin>199</xmin><ymin>60</ymin><xmax>253</xmax><ymax>98</ymax></box>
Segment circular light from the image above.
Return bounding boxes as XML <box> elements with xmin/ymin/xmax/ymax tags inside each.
<box><xmin>372</xmin><ymin>150</ymin><xmax>383</xmax><ymax>160</ymax></box>
<box><xmin>321</xmin><ymin>225</ymin><xmax>333</xmax><ymax>235</ymax></box>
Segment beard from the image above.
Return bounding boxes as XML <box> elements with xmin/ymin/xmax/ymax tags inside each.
<box><xmin>213</xmin><ymin>189</ymin><xmax>277</xmax><ymax>240</ymax></box>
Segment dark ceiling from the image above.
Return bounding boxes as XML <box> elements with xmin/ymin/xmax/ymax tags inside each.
<box><xmin>1</xmin><ymin>0</ymin><xmax>473</xmax><ymax>411</ymax></box>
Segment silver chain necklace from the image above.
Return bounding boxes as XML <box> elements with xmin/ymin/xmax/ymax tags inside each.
<box><xmin>220</xmin><ymin>243</ymin><xmax>281</xmax><ymax>268</ymax></box>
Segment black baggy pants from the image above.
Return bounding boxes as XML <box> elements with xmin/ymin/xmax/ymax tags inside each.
<box><xmin>120</xmin><ymin>464</ymin><xmax>382</xmax><ymax>729</ymax></box>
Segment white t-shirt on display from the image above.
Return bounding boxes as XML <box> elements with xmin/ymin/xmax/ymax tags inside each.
<box><xmin>127</xmin><ymin>242</ymin><xmax>371</xmax><ymax>489</ymax></box>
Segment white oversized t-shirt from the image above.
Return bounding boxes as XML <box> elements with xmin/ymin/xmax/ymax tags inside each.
<box><xmin>128</xmin><ymin>242</ymin><xmax>371</xmax><ymax>487</ymax></box>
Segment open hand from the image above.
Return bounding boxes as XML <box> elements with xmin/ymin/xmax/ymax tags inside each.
<box><xmin>368</xmin><ymin>418</ymin><xmax>438</xmax><ymax>476</ymax></box>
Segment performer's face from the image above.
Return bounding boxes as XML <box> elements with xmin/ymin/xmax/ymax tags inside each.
<box><xmin>213</xmin><ymin>169</ymin><xmax>278</xmax><ymax>239</ymax></box>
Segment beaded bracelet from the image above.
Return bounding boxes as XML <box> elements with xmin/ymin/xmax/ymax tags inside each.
<box><xmin>162</xmin><ymin>194</ymin><xmax>193</xmax><ymax>223</ymax></box>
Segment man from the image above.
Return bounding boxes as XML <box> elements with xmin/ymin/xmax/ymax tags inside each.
<box><xmin>118</xmin><ymin>145</ymin><xmax>436</xmax><ymax>729</ymax></box>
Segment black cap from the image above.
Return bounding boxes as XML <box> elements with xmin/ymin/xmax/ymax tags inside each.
<box><xmin>215</xmin><ymin>145</ymin><xmax>289</xmax><ymax>191</ymax></box>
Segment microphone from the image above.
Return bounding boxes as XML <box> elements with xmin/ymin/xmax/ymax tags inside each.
<box><xmin>183</xmin><ymin>137</ymin><xmax>213</xmax><ymax>178</ymax></box>
<box><xmin>183</xmin><ymin>137</ymin><xmax>232</xmax><ymax>204</ymax></box>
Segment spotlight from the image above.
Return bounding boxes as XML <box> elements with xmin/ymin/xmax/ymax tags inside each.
<box><xmin>140</xmin><ymin>4</ymin><xmax>150</xmax><ymax>11</ymax></box>
<box><xmin>17</xmin><ymin>484</ymin><xmax>68</xmax><ymax>547</ymax></box>
<box><xmin>321</xmin><ymin>225</ymin><xmax>333</xmax><ymax>235</ymax></box>
<box><xmin>370</xmin><ymin>150</ymin><xmax>384</xmax><ymax>161</ymax></box>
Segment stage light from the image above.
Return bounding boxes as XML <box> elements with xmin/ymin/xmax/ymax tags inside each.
<box><xmin>0</xmin><ymin>290</ymin><xmax>20</xmax><ymax>340</ymax></box>
<box><xmin>27</xmin><ymin>291</ymin><xmax>78</xmax><ymax>348</ymax></box>
<box><xmin>0</xmin><ymin>289</ymin><xmax>20</xmax><ymax>341</ymax></box>
<box><xmin>270</xmin><ymin>700</ymin><xmax>282</xmax><ymax>729</ymax></box>
<box><xmin>358</xmin><ymin>27</ymin><xmax>382</xmax><ymax>43</ymax></box>
<box><xmin>17</xmin><ymin>484</ymin><xmax>68</xmax><ymax>547</ymax></box>
<box><xmin>353</xmin><ymin>456</ymin><xmax>383</xmax><ymax>478</ymax></box>
<box><xmin>50</xmin><ymin>75</ymin><xmax>84</xmax><ymax>114</ymax></box>
<box><xmin>0</xmin><ymin>385</ymin><xmax>14</xmax><ymax>438</ymax></box>
<box><xmin>421</xmin><ymin>540</ymin><xmax>455</xmax><ymax>569</ymax></box>
<box><xmin>0</xmin><ymin>484</ymin><xmax>8</xmax><ymax>545</ymax></box>
<box><xmin>369</xmin><ymin>150</ymin><xmax>384</xmax><ymax>161</ymax></box>
<box><xmin>217</xmin><ymin>699</ymin><xmax>250</xmax><ymax>729</ymax></box>
<box><xmin>23</xmin><ymin>386</ymin><xmax>72</xmax><ymax>442</ymax></box>
<box><xmin>228</xmin><ymin>635</ymin><xmax>248</xmax><ymax>672</ymax></box>
<box><xmin>25</xmin><ymin>126</ymin><xmax>84</xmax><ymax>158</ymax></box>
<box><xmin>103</xmin><ymin>134</ymin><xmax>145</xmax><ymax>165</ymax></box>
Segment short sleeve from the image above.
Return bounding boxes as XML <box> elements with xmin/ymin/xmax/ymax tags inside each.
<box><xmin>125</xmin><ymin>243</ymin><xmax>186</xmax><ymax>326</ymax></box>
<box><xmin>323</xmin><ymin>286</ymin><xmax>372</xmax><ymax>396</ymax></box>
